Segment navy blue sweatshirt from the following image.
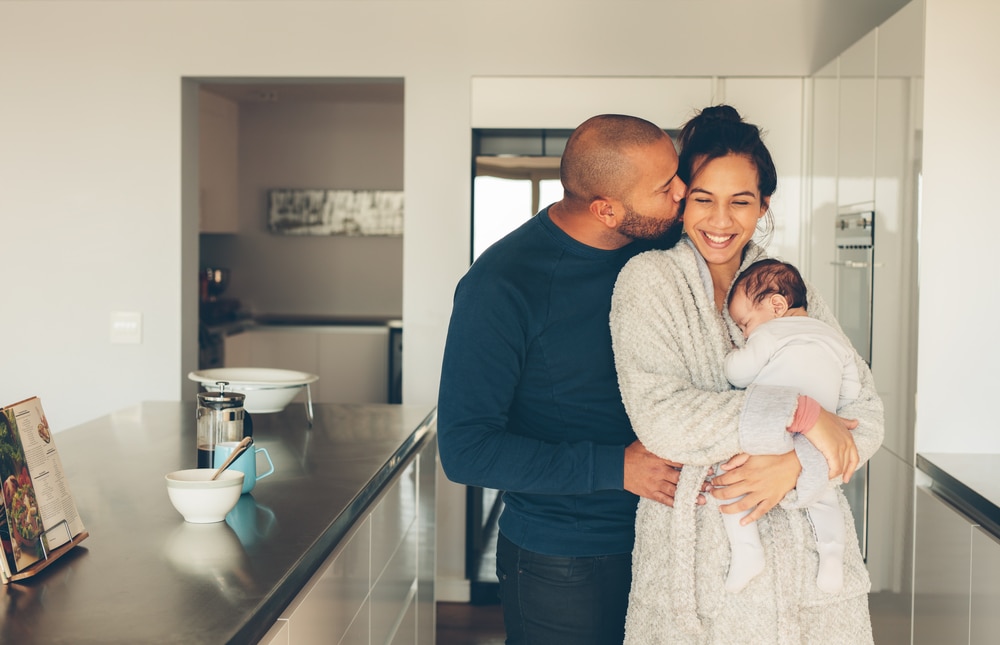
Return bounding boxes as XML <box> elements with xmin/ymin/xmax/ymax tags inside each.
<box><xmin>437</xmin><ymin>208</ymin><xmax>674</xmax><ymax>557</ymax></box>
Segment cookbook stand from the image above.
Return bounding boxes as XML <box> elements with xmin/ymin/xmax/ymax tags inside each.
<box><xmin>4</xmin><ymin>520</ymin><xmax>89</xmax><ymax>583</ymax></box>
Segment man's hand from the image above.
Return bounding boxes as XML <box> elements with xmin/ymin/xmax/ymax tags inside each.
<box><xmin>624</xmin><ymin>440</ymin><xmax>686</xmax><ymax>507</ymax></box>
<box><xmin>711</xmin><ymin>452</ymin><xmax>801</xmax><ymax>525</ymax></box>
<box><xmin>804</xmin><ymin>408</ymin><xmax>860</xmax><ymax>482</ymax></box>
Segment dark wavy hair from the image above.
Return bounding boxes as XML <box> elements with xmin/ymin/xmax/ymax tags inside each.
<box><xmin>677</xmin><ymin>105</ymin><xmax>777</xmax><ymax>197</ymax></box>
<box><xmin>731</xmin><ymin>258</ymin><xmax>808</xmax><ymax>310</ymax></box>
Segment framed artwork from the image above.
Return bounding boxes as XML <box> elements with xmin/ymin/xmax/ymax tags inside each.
<box><xmin>267</xmin><ymin>189</ymin><xmax>404</xmax><ymax>236</ymax></box>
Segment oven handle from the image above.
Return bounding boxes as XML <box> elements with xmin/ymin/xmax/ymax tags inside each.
<box><xmin>830</xmin><ymin>260</ymin><xmax>884</xmax><ymax>268</ymax></box>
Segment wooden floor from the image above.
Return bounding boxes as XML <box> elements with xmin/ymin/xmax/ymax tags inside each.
<box><xmin>436</xmin><ymin>601</ymin><xmax>505</xmax><ymax>645</ymax></box>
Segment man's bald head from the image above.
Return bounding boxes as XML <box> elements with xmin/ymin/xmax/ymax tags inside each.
<box><xmin>560</xmin><ymin>114</ymin><xmax>669</xmax><ymax>207</ymax></box>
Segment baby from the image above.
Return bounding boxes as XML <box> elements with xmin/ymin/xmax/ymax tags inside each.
<box><xmin>721</xmin><ymin>258</ymin><xmax>861</xmax><ymax>593</ymax></box>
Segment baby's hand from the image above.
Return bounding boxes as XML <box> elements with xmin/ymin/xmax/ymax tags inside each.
<box><xmin>804</xmin><ymin>408</ymin><xmax>859</xmax><ymax>482</ymax></box>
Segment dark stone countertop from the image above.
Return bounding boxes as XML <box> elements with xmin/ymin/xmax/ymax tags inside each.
<box><xmin>917</xmin><ymin>452</ymin><xmax>1000</xmax><ymax>539</ymax></box>
<box><xmin>204</xmin><ymin>315</ymin><xmax>402</xmax><ymax>337</ymax></box>
<box><xmin>0</xmin><ymin>401</ymin><xmax>435</xmax><ymax>645</ymax></box>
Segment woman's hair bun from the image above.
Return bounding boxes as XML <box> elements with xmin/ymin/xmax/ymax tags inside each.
<box><xmin>698</xmin><ymin>104</ymin><xmax>743</xmax><ymax>124</ymax></box>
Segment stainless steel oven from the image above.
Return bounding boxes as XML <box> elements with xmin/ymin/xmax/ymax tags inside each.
<box><xmin>833</xmin><ymin>210</ymin><xmax>875</xmax><ymax>365</ymax></box>
<box><xmin>833</xmin><ymin>208</ymin><xmax>875</xmax><ymax>559</ymax></box>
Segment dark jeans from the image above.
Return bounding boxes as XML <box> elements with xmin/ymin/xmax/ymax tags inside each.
<box><xmin>496</xmin><ymin>532</ymin><xmax>632</xmax><ymax>645</ymax></box>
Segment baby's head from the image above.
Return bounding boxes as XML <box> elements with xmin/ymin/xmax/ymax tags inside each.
<box><xmin>728</xmin><ymin>259</ymin><xmax>808</xmax><ymax>339</ymax></box>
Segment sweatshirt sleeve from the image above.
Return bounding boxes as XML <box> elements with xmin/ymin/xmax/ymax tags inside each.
<box><xmin>724</xmin><ymin>332</ymin><xmax>776</xmax><ymax>388</ymax></box>
<box><xmin>437</xmin><ymin>269</ymin><xmax>625</xmax><ymax>495</ymax></box>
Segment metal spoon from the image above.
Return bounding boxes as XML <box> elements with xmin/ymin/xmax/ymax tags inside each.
<box><xmin>211</xmin><ymin>436</ymin><xmax>253</xmax><ymax>481</ymax></box>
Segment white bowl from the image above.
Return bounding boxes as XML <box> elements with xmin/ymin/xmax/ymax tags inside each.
<box><xmin>188</xmin><ymin>368</ymin><xmax>319</xmax><ymax>413</ymax></box>
<box><xmin>165</xmin><ymin>469</ymin><xmax>244</xmax><ymax>523</ymax></box>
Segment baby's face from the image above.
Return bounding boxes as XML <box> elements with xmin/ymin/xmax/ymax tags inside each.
<box><xmin>728</xmin><ymin>289</ymin><xmax>778</xmax><ymax>339</ymax></box>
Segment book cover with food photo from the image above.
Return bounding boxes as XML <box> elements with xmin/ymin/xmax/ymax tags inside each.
<box><xmin>0</xmin><ymin>408</ymin><xmax>44</xmax><ymax>574</ymax></box>
<box><xmin>0</xmin><ymin>397</ymin><xmax>88</xmax><ymax>582</ymax></box>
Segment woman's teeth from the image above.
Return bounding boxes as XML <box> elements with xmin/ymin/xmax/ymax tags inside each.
<box><xmin>704</xmin><ymin>232</ymin><xmax>732</xmax><ymax>244</ymax></box>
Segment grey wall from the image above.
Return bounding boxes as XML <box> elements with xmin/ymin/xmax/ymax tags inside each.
<box><xmin>200</xmin><ymin>90</ymin><xmax>404</xmax><ymax>318</ymax></box>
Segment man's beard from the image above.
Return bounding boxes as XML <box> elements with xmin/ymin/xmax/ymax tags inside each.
<box><xmin>618</xmin><ymin>203</ymin><xmax>681</xmax><ymax>241</ymax></box>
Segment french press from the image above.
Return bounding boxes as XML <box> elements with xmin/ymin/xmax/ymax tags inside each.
<box><xmin>196</xmin><ymin>381</ymin><xmax>253</xmax><ymax>468</ymax></box>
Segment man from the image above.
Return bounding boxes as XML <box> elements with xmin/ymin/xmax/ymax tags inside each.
<box><xmin>437</xmin><ymin>114</ymin><xmax>687</xmax><ymax>645</ymax></box>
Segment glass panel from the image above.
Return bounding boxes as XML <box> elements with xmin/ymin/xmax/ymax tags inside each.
<box><xmin>539</xmin><ymin>179</ymin><xmax>561</xmax><ymax>211</ymax></box>
<box><xmin>472</xmin><ymin>176</ymin><xmax>532</xmax><ymax>261</ymax></box>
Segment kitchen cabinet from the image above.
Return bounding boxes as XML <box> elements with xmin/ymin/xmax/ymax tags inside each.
<box><xmin>272</xmin><ymin>441</ymin><xmax>434</xmax><ymax>644</ymax></box>
<box><xmin>913</xmin><ymin>486</ymin><xmax>973</xmax><ymax>645</ymax></box>
<box><xmin>837</xmin><ymin>30</ymin><xmax>877</xmax><ymax>208</ymax></box>
<box><xmin>807</xmin><ymin>58</ymin><xmax>840</xmax><ymax>305</ymax></box>
<box><xmin>199</xmin><ymin>88</ymin><xmax>240</xmax><ymax>234</ymax></box>
<box><xmin>224</xmin><ymin>325</ymin><xmax>390</xmax><ymax>404</ymax></box>
<box><xmin>970</xmin><ymin>527</ymin><xmax>1000</xmax><ymax>645</ymax></box>
<box><xmin>317</xmin><ymin>328</ymin><xmax>390</xmax><ymax>405</ymax></box>
<box><xmin>866</xmin><ymin>449</ymin><xmax>914</xmax><ymax>644</ymax></box>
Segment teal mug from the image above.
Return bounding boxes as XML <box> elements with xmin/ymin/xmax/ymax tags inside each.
<box><xmin>213</xmin><ymin>441</ymin><xmax>274</xmax><ymax>494</ymax></box>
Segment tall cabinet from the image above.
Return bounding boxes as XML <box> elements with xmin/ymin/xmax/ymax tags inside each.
<box><xmin>808</xmin><ymin>2</ymin><xmax>924</xmax><ymax>643</ymax></box>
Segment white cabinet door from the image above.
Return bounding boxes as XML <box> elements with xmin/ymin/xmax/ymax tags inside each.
<box><xmin>971</xmin><ymin>527</ymin><xmax>1000</xmax><ymax>645</ymax></box>
<box><xmin>282</xmin><ymin>517</ymin><xmax>372</xmax><ymax>645</ymax></box>
<box><xmin>913</xmin><ymin>486</ymin><xmax>973</xmax><ymax>645</ymax></box>
<box><xmin>837</xmin><ymin>30</ymin><xmax>877</xmax><ymax>208</ymax></box>
<box><xmin>258</xmin><ymin>619</ymin><xmax>289</xmax><ymax>645</ymax></box>
<box><xmin>223</xmin><ymin>326</ymin><xmax>390</xmax><ymax>405</ymax></box>
<box><xmin>247</xmin><ymin>329</ymin><xmax>320</xmax><ymax>374</ymax></box>
<box><xmin>199</xmin><ymin>89</ymin><xmax>239</xmax><ymax>234</ymax></box>
<box><xmin>808</xmin><ymin>58</ymin><xmax>840</xmax><ymax>303</ymax></box>
<box><xmin>470</xmin><ymin>77</ymin><xmax>713</xmax><ymax>130</ymax></box>
<box><xmin>867</xmin><ymin>449</ymin><xmax>914</xmax><ymax>644</ymax></box>
<box><xmin>224</xmin><ymin>330</ymin><xmax>253</xmax><ymax>368</ymax></box>
<box><xmin>317</xmin><ymin>327</ymin><xmax>389</xmax><ymax>404</ymax></box>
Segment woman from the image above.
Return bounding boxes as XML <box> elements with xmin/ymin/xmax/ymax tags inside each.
<box><xmin>610</xmin><ymin>105</ymin><xmax>883</xmax><ymax>644</ymax></box>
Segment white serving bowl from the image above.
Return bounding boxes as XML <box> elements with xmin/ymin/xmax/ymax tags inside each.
<box><xmin>188</xmin><ymin>368</ymin><xmax>319</xmax><ymax>413</ymax></box>
<box><xmin>165</xmin><ymin>469</ymin><xmax>244</xmax><ymax>523</ymax></box>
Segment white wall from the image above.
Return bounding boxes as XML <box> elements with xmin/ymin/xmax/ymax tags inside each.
<box><xmin>916</xmin><ymin>0</ymin><xmax>1000</xmax><ymax>453</ymax></box>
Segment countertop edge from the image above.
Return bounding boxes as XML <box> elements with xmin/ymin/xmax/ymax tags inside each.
<box><xmin>232</xmin><ymin>407</ymin><xmax>437</xmax><ymax>645</ymax></box>
<box><xmin>916</xmin><ymin>453</ymin><xmax>1000</xmax><ymax>540</ymax></box>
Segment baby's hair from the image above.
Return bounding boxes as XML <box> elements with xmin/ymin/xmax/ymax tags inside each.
<box><xmin>731</xmin><ymin>259</ymin><xmax>808</xmax><ymax>310</ymax></box>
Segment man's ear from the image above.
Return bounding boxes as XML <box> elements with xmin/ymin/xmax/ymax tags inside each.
<box><xmin>770</xmin><ymin>293</ymin><xmax>789</xmax><ymax>317</ymax></box>
<box><xmin>590</xmin><ymin>198</ymin><xmax>619</xmax><ymax>229</ymax></box>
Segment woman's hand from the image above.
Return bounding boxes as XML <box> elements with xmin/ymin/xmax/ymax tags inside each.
<box><xmin>711</xmin><ymin>452</ymin><xmax>801</xmax><ymax>525</ymax></box>
<box><xmin>804</xmin><ymin>408</ymin><xmax>860</xmax><ymax>482</ymax></box>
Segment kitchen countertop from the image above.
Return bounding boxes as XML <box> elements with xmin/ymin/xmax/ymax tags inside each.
<box><xmin>916</xmin><ymin>452</ymin><xmax>1000</xmax><ymax>538</ymax></box>
<box><xmin>205</xmin><ymin>315</ymin><xmax>402</xmax><ymax>337</ymax></box>
<box><xmin>0</xmin><ymin>401</ymin><xmax>435</xmax><ymax>645</ymax></box>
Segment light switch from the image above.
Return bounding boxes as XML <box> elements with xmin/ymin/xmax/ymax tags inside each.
<box><xmin>110</xmin><ymin>311</ymin><xmax>142</xmax><ymax>344</ymax></box>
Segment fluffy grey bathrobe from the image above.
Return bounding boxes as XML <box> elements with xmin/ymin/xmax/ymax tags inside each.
<box><xmin>610</xmin><ymin>239</ymin><xmax>883</xmax><ymax>645</ymax></box>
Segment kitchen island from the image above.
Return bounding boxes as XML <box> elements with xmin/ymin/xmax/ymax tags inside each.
<box><xmin>0</xmin><ymin>401</ymin><xmax>436</xmax><ymax>645</ymax></box>
<box><xmin>914</xmin><ymin>452</ymin><xmax>1000</xmax><ymax>645</ymax></box>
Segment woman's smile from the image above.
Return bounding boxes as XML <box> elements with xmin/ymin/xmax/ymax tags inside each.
<box><xmin>701</xmin><ymin>231</ymin><xmax>737</xmax><ymax>246</ymax></box>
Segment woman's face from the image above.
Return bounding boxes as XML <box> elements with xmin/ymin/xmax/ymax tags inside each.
<box><xmin>682</xmin><ymin>154</ymin><xmax>769</xmax><ymax>273</ymax></box>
